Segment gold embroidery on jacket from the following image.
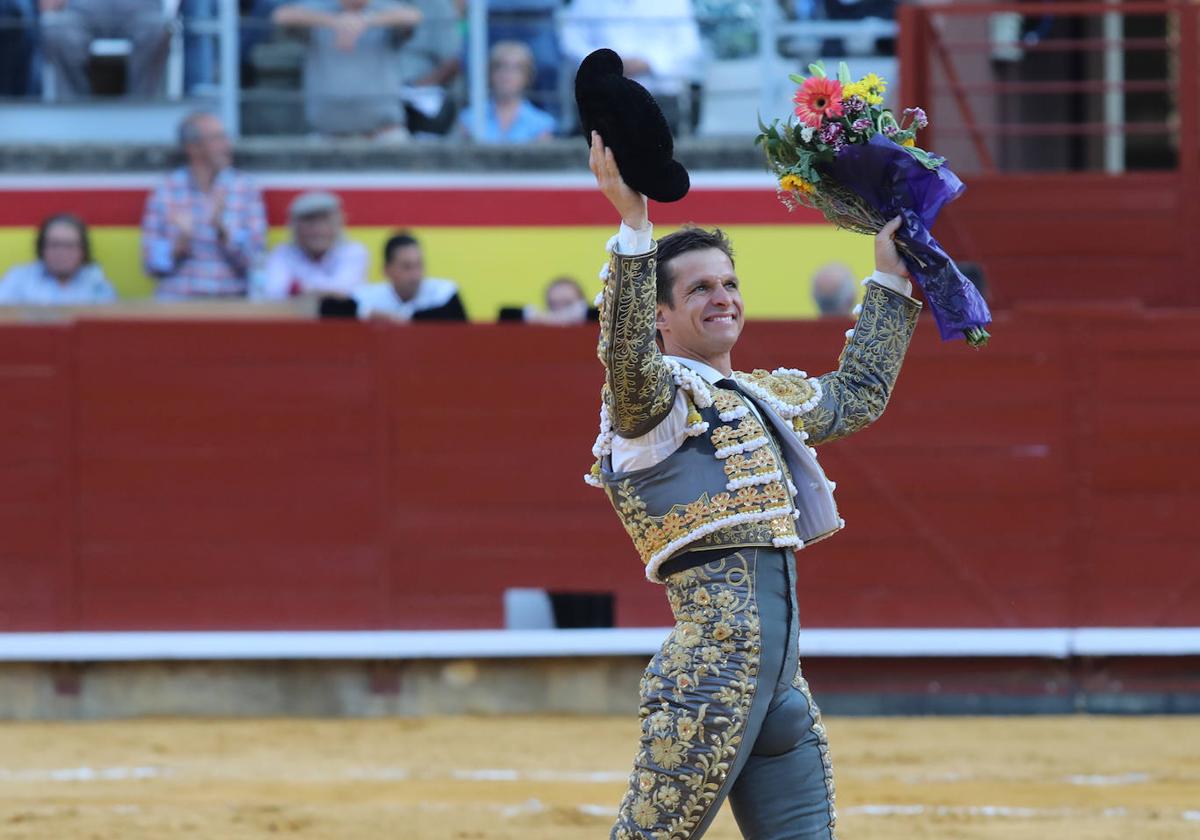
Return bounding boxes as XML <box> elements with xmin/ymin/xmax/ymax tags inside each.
<box><xmin>600</xmin><ymin>248</ymin><xmax>676</xmax><ymax>438</ymax></box>
<box><xmin>709</xmin><ymin>416</ymin><xmax>768</xmax><ymax>454</ymax></box>
<box><xmin>740</xmin><ymin>369</ymin><xmax>818</xmax><ymax>410</ymax></box>
<box><xmin>800</xmin><ymin>282</ymin><xmax>921</xmax><ymax>446</ymax></box>
<box><xmin>723</xmin><ymin>447</ymin><xmax>775</xmax><ymax>479</ymax></box>
<box><xmin>609</xmin><ymin>479</ymin><xmax>793</xmax><ymax>569</ymax></box>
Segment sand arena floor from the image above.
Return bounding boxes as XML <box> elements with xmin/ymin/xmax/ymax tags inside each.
<box><xmin>0</xmin><ymin>715</ymin><xmax>1197</xmax><ymax>839</ymax></box>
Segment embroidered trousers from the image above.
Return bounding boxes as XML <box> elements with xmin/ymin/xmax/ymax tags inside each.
<box><xmin>611</xmin><ymin>548</ymin><xmax>836</xmax><ymax>840</ymax></box>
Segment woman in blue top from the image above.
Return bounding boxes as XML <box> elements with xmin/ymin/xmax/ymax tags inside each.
<box><xmin>458</xmin><ymin>40</ymin><xmax>556</xmax><ymax>143</ymax></box>
<box><xmin>0</xmin><ymin>213</ymin><xmax>116</xmax><ymax>306</ymax></box>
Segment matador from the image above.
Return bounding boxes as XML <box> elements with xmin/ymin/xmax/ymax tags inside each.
<box><xmin>583</xmin><ymin>132</ymin><xmax>923</xmax><ymax>840</ymax></box>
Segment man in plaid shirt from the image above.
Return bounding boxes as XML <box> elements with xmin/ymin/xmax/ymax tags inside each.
<box><xmin>141</xmin><ymin>112</ymin><xmax>267</xmax><ymax>298</ymax></box>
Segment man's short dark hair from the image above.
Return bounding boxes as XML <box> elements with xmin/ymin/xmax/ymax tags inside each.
<box><xmin>36</xmin><ymin>213</ymin><xmax>91</xmax><ymax>265</ymax></box>
<box><xmin>655</xmin><ymin>226</ymin><xmax>735</xmax><ymax>307</ymax></box>
<box><xmin>383</xmin><ymin>231</ymin><xmax>420</xmax><ymax>264</ymax></box>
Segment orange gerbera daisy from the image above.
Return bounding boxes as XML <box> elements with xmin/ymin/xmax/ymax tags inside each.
<box><xmin>793</xmin><ymin>77</ymin><xmax>844</xmax><ymax>128</ymax></box>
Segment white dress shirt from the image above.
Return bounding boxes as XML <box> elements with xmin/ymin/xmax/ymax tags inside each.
<box><xmin>259</xmin><ymin>239</ymin><xmax>369</xmax><ymax>299</ymax></box>
<box><xmin>353</xmin><ymin>277</ymin><xmax>460</xmax><ymax>320</ymax></box>
<box><xmin>0</xmin><ymin>262</ymin><xmax>117</xmax><ymax>305</ymax></box>
<box><xmin>560</xmin><ymin>0</ymin><xmax>703</xmax><ymax>95</ymax></box>
<box><xmin>607</xmin><ymin>222</ymin><xmax>914</xmax><ymax>473</ymax></box>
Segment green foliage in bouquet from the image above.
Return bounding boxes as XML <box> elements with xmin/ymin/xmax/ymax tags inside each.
<box><xmin>755</xmin><ymin>61</ymin><xmax>941</xmax><ymax>235</ymax></box>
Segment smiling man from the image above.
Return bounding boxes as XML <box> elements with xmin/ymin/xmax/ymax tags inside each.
<box><xmin>584</xmin><ymin>132</ymin><xmax>923</xmax><ymax>840</ymax></box>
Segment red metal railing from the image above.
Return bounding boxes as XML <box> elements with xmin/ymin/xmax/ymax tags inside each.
<box><xmin>899</xmin><ymin>1</ymin><xmax>1199</xmax><ymax>178</ymax></box>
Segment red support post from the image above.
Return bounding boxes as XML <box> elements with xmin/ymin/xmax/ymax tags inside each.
<box><xmin>1177</xmin><ymin>3</ymin><xmax>1199</xmax><ymax>295</ymax></box>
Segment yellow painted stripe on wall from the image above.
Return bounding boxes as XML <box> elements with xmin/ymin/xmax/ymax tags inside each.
<box><xmin>0</xmin><ymin>224</ymin><xmax>875</xmax><ymax>320</ymax></box>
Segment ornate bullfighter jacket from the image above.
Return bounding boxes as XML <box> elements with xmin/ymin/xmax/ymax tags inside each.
<box><xmin>586</xmin><ymin>242</ymin><xmax>922</xmax><ymax>582</ymax></box>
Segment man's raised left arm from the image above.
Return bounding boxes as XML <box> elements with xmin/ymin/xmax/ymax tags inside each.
<box><xmin>799</xmin><ymin>216</ymin><xmax>923</xmax><ymax>445</ymax></box>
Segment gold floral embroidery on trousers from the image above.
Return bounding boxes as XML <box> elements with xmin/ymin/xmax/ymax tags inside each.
<box><xmin>794</xmin><ymin>649</ymin><xmax>838</xmax><ymax>837</ymax></box>
<box><xmin>612</xmin><ymin>553</ymin><xmax>761</xmax><ymax>840</ymax></box>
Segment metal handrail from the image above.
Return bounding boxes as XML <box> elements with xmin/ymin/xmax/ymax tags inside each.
<box><xmin>900</xmin><ymin>0</ymin><xmax>1199</xmax><ymax>176</ymax></box>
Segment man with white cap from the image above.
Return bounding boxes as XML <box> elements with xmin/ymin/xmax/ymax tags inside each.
<box><xmin>258</xmin><ymin>191</ymin><xmax>369</xmax><ymax>299</ymax></box>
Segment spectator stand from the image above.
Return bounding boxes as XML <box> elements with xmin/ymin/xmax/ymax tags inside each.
<box><xmin>40</xmin><ymin>0</ymin><xmax>185</xmax><ymax>102</ymax></box>
<box><xmin>0</xmin><ymin>0</ymin><xmax>239</xmax><ymax>142</ymax></box>
<box><xmin>0</xmin><ymin>0</ymin><xmax>908</xmax><ymax>142</ymax></box>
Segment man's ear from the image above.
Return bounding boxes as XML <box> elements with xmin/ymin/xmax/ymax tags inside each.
<box><xmin>655</xmin><ymin>303</ymin><xmax>668</xmax><ymax>332</ymax></box>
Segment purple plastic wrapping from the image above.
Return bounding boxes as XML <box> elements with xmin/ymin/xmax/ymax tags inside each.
<box><xmin>826</xmin><ymin>134</ymin><xmax>992</xmax><ymax>342</ymax></box>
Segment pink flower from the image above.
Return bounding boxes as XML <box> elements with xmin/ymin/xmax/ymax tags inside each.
<box><xmin>793</xmin><ymin>77</ymin><xmax>845</xmax><ymax>128</ymax></box>
<box><xmin>851</xmin><ymin>117</ymin><xmax>872</xmax><ymax>133</ymax></box>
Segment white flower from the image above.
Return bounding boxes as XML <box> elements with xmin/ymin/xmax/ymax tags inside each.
<box><xmin>800</xmin><ymin>126</ymin><xmax>815</xmax><ymax>142</ymax></box>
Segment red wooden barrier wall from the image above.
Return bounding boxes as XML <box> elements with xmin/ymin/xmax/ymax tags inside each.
<box><xmin>1</xmin><ymin>306</ymin><xmax>1197</xmax><ymax>632</ymax></box>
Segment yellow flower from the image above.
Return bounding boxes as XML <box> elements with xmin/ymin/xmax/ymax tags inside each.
<box><xmin>901</xmin><ymin>137</ymin><xmax>915</xmax><ymax>147</ymax></box>
<box><xmin>779</xmin><ymin>173</ymin><xmax>815</xmax><ymax>195</ymax></box>
<box><xmin>842</xmin><ymin>82</ymin><xmax>866</xmax><ymax>100</ymax></box>
<box><xmin>846</xmin><ymin>73</ymin><xmax>887</xmax><ymax>105</ymax></box>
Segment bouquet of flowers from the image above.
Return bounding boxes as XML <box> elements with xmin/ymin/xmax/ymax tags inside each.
<box><xmin>756</xmin><ymin>62</ymin><xmax>992</xmax><ymax>346</ymax></box>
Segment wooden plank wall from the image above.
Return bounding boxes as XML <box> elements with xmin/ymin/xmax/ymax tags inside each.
<box><xmin>1</xmin><ymin>308</ymin><xmax>1197</xmax><ymax>631</ymax></box>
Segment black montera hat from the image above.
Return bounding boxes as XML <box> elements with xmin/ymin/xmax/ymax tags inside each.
<box><xmin>574</xmin><ymin>48</ymin><xmax>690</xmax><ymax>204</ymax></box>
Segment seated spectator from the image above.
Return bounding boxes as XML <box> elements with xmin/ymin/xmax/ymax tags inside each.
<box><xmin>258</xmin><ymin>191</ymin><xmax>368</xmax><ymax>299</ymax></box>
<box><xmin>458</xmin><ymin>40</ymin><xmax>555</xmax><ymax>144</ymax></box>
<box><xmin>354</xmin><ymin>231</ymin><xmax>466</xmax><ymax>321</ymax></box>
<box><xmin>40</xmin><ymin>0</ymin><xmax>171</xmax><ymax>98</ymax></box>
<box><xmin>0</xmin><ymin>214</ymin><xmax>116</xmax><ymax>305</ymax></box>
<box><xmin>0</xmin><ymin>0</ymin><xmax>34</xmax><ymax>97</ymax></box>
<box><xmin>559</xmin><ymin>0</ymin><xmax>702</xmax><ymax>132</ymax></box>
<box><xmin>485</xmin><ymin>0</ymin><xmax>560</xmax><ymax>110</ymax></box>
<box><xmin>509</xmin><ymin>275</ymin><xmax>597</xmax><ymax>325</ymax></box>
<box><xmin>273</xmin><ymin>0</ymin><xmax>421</xmax><ymax>139</ymax></box>
<box><xmin>397</xmin><ymin>0</ymin><xmax>462</xmax><ymax>135</ymax></box>
<box><xmin>810</xmin><ymin>261</ymin><xmax>857</xmax><ymax>317</ymax></box>
<box><xmin>141</xmin><ymin>111</ymin><xmax>267</xmax><ymax>299</ymax></box>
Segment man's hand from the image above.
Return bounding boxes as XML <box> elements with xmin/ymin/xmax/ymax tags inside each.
<box><xmin>588</xmin><ymin>131</ymin><xmax>648</xmax><ymax>231</ymax></box>
<box><xmin>168</xmin><ymin>203</ymin><xmax>194</xmax><ymax>259</ymax></box>
<box><xmin>874</xmin><ymin>215</ymin><xmax>910</xmax><ymax>278</ymax></box>
<box><xmin>621</xmin><ymin>56</ymin><xmax>652</xmax><ymax>77</ymax></box>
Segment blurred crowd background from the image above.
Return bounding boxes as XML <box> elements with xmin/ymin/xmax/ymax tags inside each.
<box><xmin>0</xmin><ymin>0</ymin><xmax>899</xmax><ymax>140</ymax></box>
<box><xmin>0</xmin><ymin>0</ymin><xmax>916</xmax><ymax>319</ymax></box>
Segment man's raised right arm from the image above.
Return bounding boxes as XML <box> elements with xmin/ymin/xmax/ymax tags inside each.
<box><xmin>589</xmin><ymin>133</ymin><xmax>676</xmax><ymax>438</ymax></box>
